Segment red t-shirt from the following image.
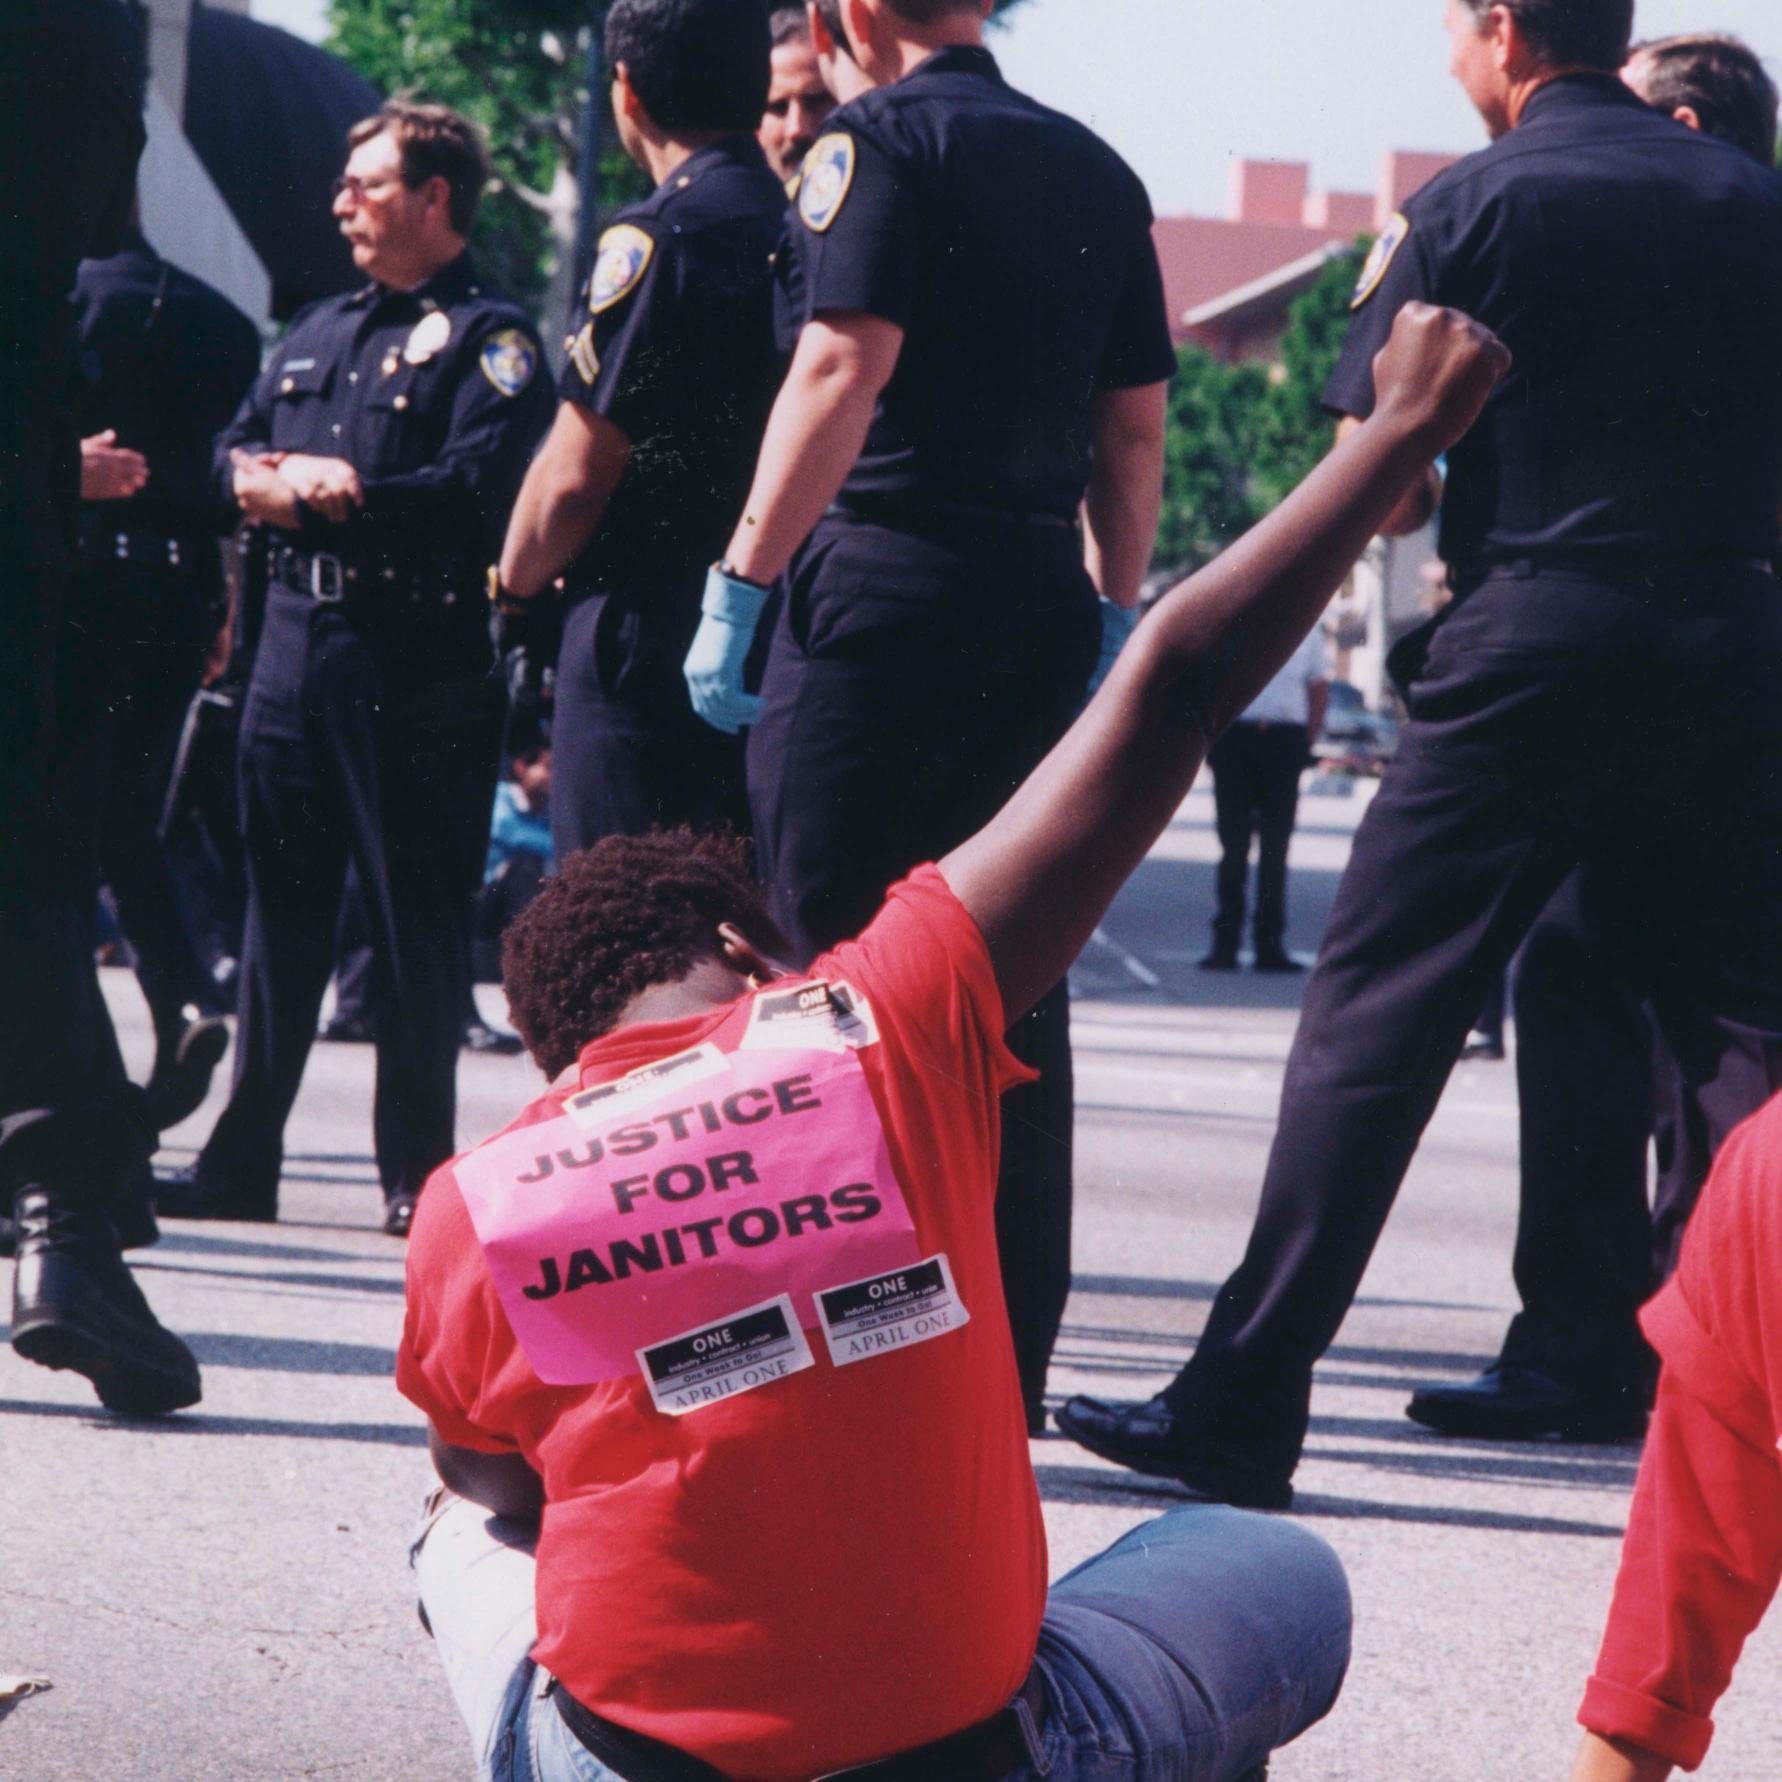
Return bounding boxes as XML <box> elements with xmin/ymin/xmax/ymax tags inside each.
<box><xmin>397</xmin><ymin>867</ymin><xmax>1046</xmax><ymax>1782</ymax></box>
<box><xmin>1578</xmin><ymin>1095</ymin><xmax>1782</xmax><ymax>1771</ymax></box>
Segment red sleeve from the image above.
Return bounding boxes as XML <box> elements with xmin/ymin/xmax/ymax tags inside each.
<box><xmin>395</xmin><ymin>1162</ymin><xmax>524</xmax><ymax>1456</ymax></box>
<box><xmin>1578</xmin><ymin>1108</ymin><xmax>1782</xmax><ymax>1770</ymax></box>
<box><xmin>817</xmin><ymin>865</ymin><xmax>1033</xmax><ymax>1101</ymax></box>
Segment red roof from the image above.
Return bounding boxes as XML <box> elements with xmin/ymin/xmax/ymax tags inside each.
<box><xmin>1153</xmin><ymin>215</ymin><xmax>1356</xmax><ymax>334</ymax></box>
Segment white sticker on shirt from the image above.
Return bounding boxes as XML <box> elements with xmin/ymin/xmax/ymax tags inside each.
<box><xmin>563</xmin><ymin>1042</ymin><xmax>729</xmax><ymax>1130</ymax></box>
<box><xmin>740</xmin><ymin>979</ymin><xmax>879</xmax><ymax>1055</ymax></box>
<box><xmin>638</xmin><ymin>1294</ymin><xmax>814</xmax><ymax>1416</ymax></box>
<box><xmin>815</xmin><ymin>1254</ymin><xmax>969</xmax><ymax>1368</ymax></box>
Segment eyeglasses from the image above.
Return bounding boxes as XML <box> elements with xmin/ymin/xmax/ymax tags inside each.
<box><xmin>331</xmin><ymin>174</ymin><xmax>406</xmax><ymax>203</ymax></box>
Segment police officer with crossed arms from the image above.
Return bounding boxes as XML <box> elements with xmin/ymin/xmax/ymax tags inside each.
<box><xmin>158</xmin><ymin>102</ymin><xmax>552</xmax><ymax>1238</ymax></box>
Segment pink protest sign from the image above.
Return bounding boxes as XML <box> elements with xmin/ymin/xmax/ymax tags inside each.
<box><xmin>455</xmin><ymin>1043</ymin><xmax>920</xmax><ymax>1386</ymax></box>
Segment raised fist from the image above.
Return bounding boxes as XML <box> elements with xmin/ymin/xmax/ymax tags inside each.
<box><xmin>1371</xmin><ymin>302</ymin><xmax>1511</xmax><ymax>453</ymax></box>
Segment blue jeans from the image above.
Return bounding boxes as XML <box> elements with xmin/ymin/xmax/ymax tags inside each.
<box><xmin>412</xmin><ymin>1494</ymin><xmax>1350</xmax><ymax>1782</ymax></box>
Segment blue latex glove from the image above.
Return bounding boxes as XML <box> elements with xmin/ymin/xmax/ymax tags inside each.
<box><xmin>684</xmin><ymin>564</ymin><xmax>770</xmax><ymax>734</ymax></box>
<box><xmin>1086</xmin><ymin>598</ymin><xmax>1140</xmax><ymax>699</ymax></box>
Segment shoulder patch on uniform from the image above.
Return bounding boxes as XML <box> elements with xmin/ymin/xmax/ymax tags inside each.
<box><xmin>798</xmin><ymin>134</ymin><xmax>856</xmax><ymax>234</ymax></box>
<box><xmin>784</xmin><ymin>169</ymin><xmax>803</xmax><ymax>204</ymax></box>
<box><xmin>479</xmin><ymin>328</ymin><xmax>538</xmax><ymax>398</ymax></box>
<box><xmin>1350</xmin><ymin>212</ymin><xmax>1410</xmax><ymax>310</ymax></box>
<box><xmin>589</xmin><ymin>224</ymin><xmax>655</xmax><ymax>314</ymax></box>
<box><xmin>565</xmin><ymin>322</ymin><xmax>599</xmax><ymax>387</ymax></box>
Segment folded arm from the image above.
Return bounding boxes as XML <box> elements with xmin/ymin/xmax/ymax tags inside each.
<box><xmin>940</xmin><ymin>303</ymin><xmax>1509</xmax><ymax>1022</ymax></box>
<box><xmin>427</xmin><ymin>1425</ymin><xmax>544</xmax><ymax>1524</ymax></box>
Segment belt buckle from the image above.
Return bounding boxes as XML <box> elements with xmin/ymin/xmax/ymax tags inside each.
<box><xmin>311</xmin><ymin>552</ymin><xmax>346</xmax><ymax>603</ymax></box>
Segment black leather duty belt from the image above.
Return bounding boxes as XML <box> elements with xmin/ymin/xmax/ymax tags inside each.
<box><xmin>554</xmin><ymin>1666</ymin><xmax>1050</xmax><ymax>1782</ymax></box>
<box><xmin>268</xmin><ymin>545</ymin><xmax>466</xmax><ymax>609</ymax></box>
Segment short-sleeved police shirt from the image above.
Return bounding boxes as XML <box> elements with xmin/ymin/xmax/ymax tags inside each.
<box><xmin>1325</xmin><ymin>74</ymin><xmax>1782</xmax><ymax>567</ymax></box>
<box><xmin>558</xmin><ymin>135</ymin><xmax>787</xmax><ymax>599</ymax></box>
<box><xmin>213</xmin><ymin>252</ymin><xmax>552</xmax><ymax>576</ymax></box>
<box><xmin>786</xmin><ymin>45</ymin><xmax>1176</xmax><ymax>519</ymax></box>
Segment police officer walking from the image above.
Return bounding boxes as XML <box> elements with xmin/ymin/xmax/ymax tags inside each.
<box><xmin>2</xmin><ymin>0</ymin><xmax>202</xmax><ymax>1414</ymax></box>
<box><xmin>1407</xmin><ymin>27</ymin><xmax>1782</xmax><ymax>1444</ymax></box>
<box><xmin>494</xmin><ymin>0</ymin><xmax>786</xmax><ymax>857</ymax></box>
<box><xmin>685</xmin><ymin>0</ymin><xmax>1176</xmax><ymax>1428</ymax></box>
<box><xmin>157</xmin><ymin>102</ymin><xmax>552</xmax><ymax>1237</ymax></box>
<box><xmin>72</xmin><ymin>229</ymin><xmax>261</xmax><ymax>1133</ymax></box>
<box><xmin>1060</xmin><ymin>0</ymin><xmax>1782</xmax><ymax>1507</ymax></box>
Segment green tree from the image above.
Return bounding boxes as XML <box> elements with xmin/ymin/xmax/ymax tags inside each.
<box><xmin>1155</xmin><ymin>243</ymin><xmax>1365</xmax><ymax>575</ymax></box>
<box><xmin>326</xmin><ymin>0</ymin><xmax>1032</xmax><ymax>317</ymax></box>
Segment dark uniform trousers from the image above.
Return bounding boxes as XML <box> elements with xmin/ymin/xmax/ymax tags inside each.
<box><xmin>1160</xmin><ymin>561</ymin><xmax>1782</xmax><ymax>1475</ymax></box>
<box><xmin>0</xmin><ymin>6</ymin><xmax>149</xmax><ymax>1215</ymax></box>
<box><xmin>750</xmin><ymin>512</ymin><xmax>1099</xmax><ymax>1411</ymax></box>
<box><xmin>1505</xmin><ymin>871</ymin><xmax>1700</xmax><ymax>1385</ymax></box>
<box><xmin>552</xmin><ymin>592</ymin><xmax>748</xmax><ymax>857</ymax></box>
<box><xmin>1207</xmin><ymin>721</ymin><xmax>1310</xmax><ymax>958</ymax></box>
<box><xmin>78</xmin><ymin>546</ymin><xmax>224</xmax><ymax>1046</ymax></box>
<box><xmin>199</xmin><ymin>585</ymin><xmax>501</xmax><ymax>1205</ymax></box>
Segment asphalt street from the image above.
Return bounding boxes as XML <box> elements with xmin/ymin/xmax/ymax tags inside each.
<box><xmin>3</xmin><ymin>775</ymin><xmax>1778</xmax><ymax>1779</ymax></box>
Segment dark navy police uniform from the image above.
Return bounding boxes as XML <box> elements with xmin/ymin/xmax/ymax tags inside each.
<box><xmin>1143</xmin><ymin>75</ymin><xmax>1782</xmax><ymax>1485</ymax></box>
<box><xmin>71</xmin><ymin>238</ymin><xmax>260</xmax><ymax>1084</ymax></box>
<box><xmin>189</xmin><ymin>255</ymin><xmax>551</xmax><ymax>1219</ymax></box>
<box><xmin>751</xmin><ymin>46</ymin><xmax>1177</xmax><ymax>1417</ymax></box>
<box><xmin>552</xmin><ymin>135</ymin><xmax>787</xmax><ymax>857</ymax></box>
<box><xmin>0</xmin><ymin>0</ymin><xmax>151</xmax><ymax>1219</ymax></box>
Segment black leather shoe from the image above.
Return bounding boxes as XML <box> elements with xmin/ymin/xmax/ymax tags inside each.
<box><xmin>10</xmin><ymin>1192</ymin><xmax>201</xmax><ymax>1415</ymax></box>
<box><xmin>1198</xmin><ymin>949</ymin><xmax>1240</xmax><ymax>972</ymax></box>
<box><xmin>318</xmin><ymin>1011</ymin><xmax>375</xmax><ymax>1044</ymax></box>
<box><xmin>1252</xmin><ymin>950</ymin><xmax>1305</xmax><ymax>974</ymax></box>
<box><xmin>462</xmin><ymin>1018</ymin><xmax>523</xmax><ymax>1057</ymax></box>
<box><xmin>1054</xmin><ymin>1394</ymin><xmax>1294</xmax><ymax>1510</ymax></box>
<box><xmin>1405</xmin><ymin>1363</ymin><xmax>1648</xmax><ymax>1441</ymax></box>
<box><xmin>153</xmin><ymin>1162</ymin><xmax>277</xmax><ymax>1224</ymax></box>
<box><xmin>383</xmin><ymin>1194</ymin><xmax>418</xmax><ymax>1238</ymax></box>
<box><xmin>143</xmin><ymin>1006</ymin><xmax>230</xmax><ymax>1132</ymax></box>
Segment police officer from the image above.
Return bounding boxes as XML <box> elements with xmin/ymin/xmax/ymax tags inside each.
<box><xmin>760</xmin><ymin>6</ymin><xmax>838</xmax><ymax>184</ymax></box>
<box><xmin>1060</xmin><ymin>0</ymin><xmax>1782</xmax><ymax>1507</ymax></box>
<box><xmin>1408</xmin><ymin>27</ymin><xmax>1782</xmax><ymax>1443</ymax></box>
<box><xmin>157</xmin><ymin>102</ymin><xmax>552</xmax><ymax>1238</ymax></box>
<box><xmin>685</xmin><ymin>0</ymin><xmax>1176</xmax><ymax>1428</ymax></box>
<box><xmin>1</xmin><ymin>0</ymin><xmax>202</xmax><ymax>1414</ymax></box>
<box><xmin>494</xmin><ymin>0</ymin><xmax>786</xmax><ymax>858</ymax></box>
<box><xmin>71</xmin><ymin>230</ymin><xmax>261</xmax><ymax>1132</ymax></box>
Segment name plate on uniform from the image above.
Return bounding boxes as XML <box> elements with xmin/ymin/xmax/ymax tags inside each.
<box><xmin>815</xmin><ymin>1255</ymin><xmax>968</xmax><ymax>1367</ymax></box>
<box><xmin>639</xmin><ymin>1296</ymin><xmax>814</xmax><ymax>1417</ymax></box>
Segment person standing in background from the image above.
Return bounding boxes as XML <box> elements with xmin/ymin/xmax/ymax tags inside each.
<box><xmin>1201</xmin><ymin>622</ymin><xmax>1331</xmax><ymax>973</ymax></box>
<box><xmin>760</xmin><ymin>5</ymin><xmax>838</xmax><ymax>183</ymax></box>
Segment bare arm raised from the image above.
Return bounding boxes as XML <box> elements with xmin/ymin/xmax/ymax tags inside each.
<box><xmin>940</xmin><ymin>303</ymin><xmax>1509</xmax><ymax>1022</ymax></box>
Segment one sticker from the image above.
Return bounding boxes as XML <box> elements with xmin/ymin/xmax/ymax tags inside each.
<box><xmin>404</xmin><ymin>310</ymin><xmax>453</xmax><ymax>363</ymax></box>
<box><xmin>816</xmin><ymin>1255</ymin><xmax>969</xmax><ymax>1368</ymax></box>
<box><xmin>480</xmin><ymin>327</ymin><xmax>538</xmax><ymax>397</ymax></box>
<box><xmin>589</xmin><ymin>223</ymin><xmax>655</xmax><ymax>313</ymax></box>
<box><xmin>639</xmin><ymin>1294</ymin><xmax>814</xmax><ymax>1416</ymax></box>
<box><xmin>565</xmin><ymin>321</ymin><xmax>600</xmax><ymax>386</ymax></box>
<box><xmin>454</xmin><ymin>1043</ymin><xmax>920</xmax><ymax>1386</ymax></box>
<box><xmin>798</xmin><ymin>133</ymin><xmax>856</xmax><ymax>234</ymax></box>
<box><xmin>563</xmin><ymin>1042</ymin><xmax>729</xmax><ymax>1130</ymax></box>
<box><xmin>740</xmin><ymin>979</ymin><xmax>878</xmax><ymax>1055</ymax></box>
<box><xmin>1350</xmin><ymin>211</ymin><xmax>1410</xmax><ymax>310</ymax></box>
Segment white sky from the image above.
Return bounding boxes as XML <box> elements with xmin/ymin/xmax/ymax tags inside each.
<box><xmin>252</xmin><ymin>0</ymin><xmax>1782</xmax><ymax>218</ymax></box>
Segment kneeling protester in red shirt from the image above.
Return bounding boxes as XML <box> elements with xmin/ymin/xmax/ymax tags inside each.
<box><xmin>397</xmin><ymin>273</ymin><xmax>1507</xmax><ymax>1782</ymax></box>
